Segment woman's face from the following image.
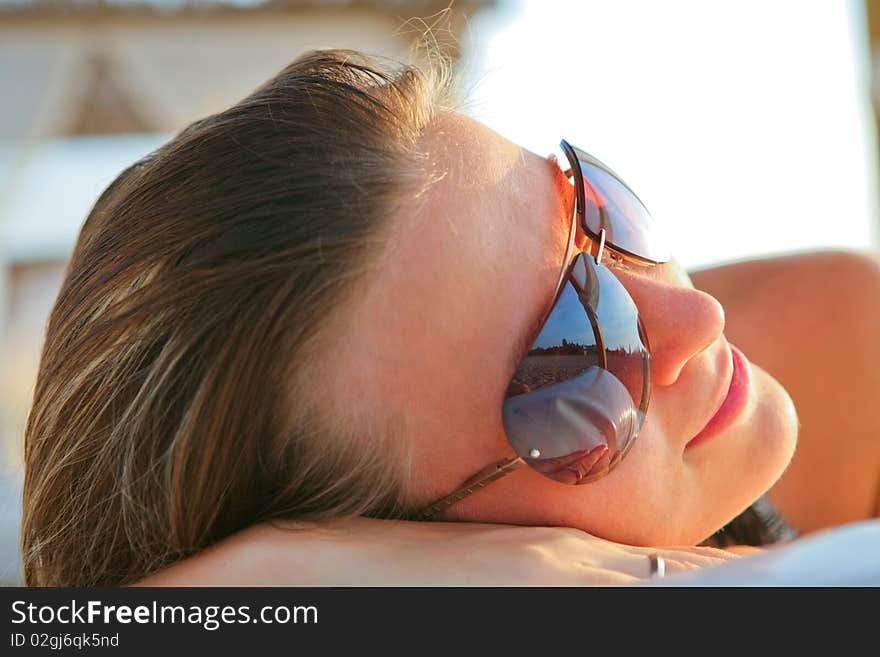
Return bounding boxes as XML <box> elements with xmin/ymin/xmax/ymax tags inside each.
<box><xmin>330</xmin><ymin>112</ymin><xmax>798</xmax><ymax>546</ymax></box>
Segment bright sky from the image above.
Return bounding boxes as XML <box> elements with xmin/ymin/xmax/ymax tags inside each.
<box><xmin>460</xmin><ymin>0</ymin><xmax>880</xmax><ymax>269</ymax></box>
<box><xmin>2</xmin><ymin>1</ymin><xmax>877</xmax><ymax>272</ymax></box>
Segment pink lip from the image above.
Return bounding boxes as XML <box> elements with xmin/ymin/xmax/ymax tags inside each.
<box><xmin>686</xmin><ymin>345</ymin><xmax>752</xmax><ymax>449</ymax></box>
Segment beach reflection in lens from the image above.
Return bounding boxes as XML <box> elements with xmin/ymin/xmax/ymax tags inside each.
<box><xmin>502</xmin><ymin>254</ymin><xmax>650</xmax><ymax>484</ymax></box>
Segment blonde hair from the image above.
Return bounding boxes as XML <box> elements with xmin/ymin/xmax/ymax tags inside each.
<box><xmin>21</xmin><ymin>48</ymin><xmax>456</xmax><ymax>586</ymax></box>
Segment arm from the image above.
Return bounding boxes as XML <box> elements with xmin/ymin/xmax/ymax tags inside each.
<box><xmin>135</xmin><ymin>516</ymin><xmax>751</xmax><ymax>586</ymax></box>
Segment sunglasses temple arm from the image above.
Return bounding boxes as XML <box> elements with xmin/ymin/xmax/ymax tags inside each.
<box><xmin>412</xmin><ymin>456</ymin><xmax>526</xmax><ymax>520</ymax></box>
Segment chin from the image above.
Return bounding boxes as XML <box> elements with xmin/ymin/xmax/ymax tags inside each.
<box><xmin>688</xmin><ymin>364</ymin><xmax>799</xmax><ymax>545</ymax></box>
<box><xmin>610</xmin><ymin>363</ymin><xmax>801</xmax><ymax>548</ymax></box>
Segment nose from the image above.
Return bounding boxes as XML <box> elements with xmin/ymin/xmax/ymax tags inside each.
<box><xmin>615</xmin><ymin>265</ymin><xmax>726</xmax><ymax>387</ymax></box>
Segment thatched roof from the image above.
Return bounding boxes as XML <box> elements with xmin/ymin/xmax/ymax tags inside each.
<box><xmin>0</xmin><ymin>0</ymin><xmax>494</xmax><ymax>16</ymax></box>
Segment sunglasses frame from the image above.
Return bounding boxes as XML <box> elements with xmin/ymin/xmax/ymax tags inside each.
<box><xmin>560</xmin><ymin>139</ymin><xmax>669</xmax><ymax>269</ymax></box>
<box><xmin>413</xmin><ymin>140</ymin><xmax>666</xmax><ymax>521</ymax></box>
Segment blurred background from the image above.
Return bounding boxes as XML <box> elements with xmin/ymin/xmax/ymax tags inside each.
<box><xmin>1</xmin><ymin>0</ymin><xmax>879</xmax><ymax>585</ymax></box>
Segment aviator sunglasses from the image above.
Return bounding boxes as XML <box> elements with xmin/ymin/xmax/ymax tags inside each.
<box><xmin>416</xmin><ymin>140</ymin><xmax>671</xmax><ymax>520</ymax></box>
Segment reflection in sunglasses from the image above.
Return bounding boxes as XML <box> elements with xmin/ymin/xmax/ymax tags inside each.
<box><xmin>530</xmin><ymin>443</ymin><xmax>609</xmax><ymax>484</ymax></box>
<box><xmin>503</xmin><ymin>366</ymin><xmax>639</xmax><ymax>485</ymax></box>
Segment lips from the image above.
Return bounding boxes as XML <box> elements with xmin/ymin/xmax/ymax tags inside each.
<box><xmin>686</xmin><ymin>344</ymin><xmax>751</xmax><ymax>449</ymax></box>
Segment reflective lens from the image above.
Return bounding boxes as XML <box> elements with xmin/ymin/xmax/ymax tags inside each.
<box><xmin>561</xmin><ymin>140</ymin><xmax>671</xmax><ymax>264</ymax></box>
<box><xmin>502</xmin><ymin>253</ymin><xmax>651</xmax><ymax>484</ymax></box>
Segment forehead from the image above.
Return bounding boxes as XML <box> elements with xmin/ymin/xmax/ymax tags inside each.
<box><xmin>333</xmin><ymin>113</ymin><xmax>573</xmax><ymax>440</ymax></box>
<box><xmin>399</xmin><ymin>113</ymin><xmax>572</xmax><ymax>302</ymax></box>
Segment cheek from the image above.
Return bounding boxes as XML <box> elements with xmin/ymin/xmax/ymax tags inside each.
<box><xmin>547</xmin><ymin>418</ymin><xmax>693</xmax><ymax>544</ymax></box>
<box><xmin>453</xmin><ymin>366</ymin><xmax>799</xmax><ymax>546</ymax></box>
<box><xmin>450</xmin><ymin>415</ymin><xmax>693</xmax><ymax>544</ymax></box>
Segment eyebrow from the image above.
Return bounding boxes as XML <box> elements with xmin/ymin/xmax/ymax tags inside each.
<box><xmin>505</xmin><ymin>156</ymin><xmax>573</xmax><ymax>378</ymax></box>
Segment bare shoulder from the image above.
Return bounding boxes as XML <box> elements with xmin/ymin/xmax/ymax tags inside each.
<box><xmin>689</xmin><ymin>249</ymin><xmax>880</xmax><ymax>310</ymax></box>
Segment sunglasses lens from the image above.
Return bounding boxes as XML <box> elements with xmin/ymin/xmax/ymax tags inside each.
<box><xmin>563</xmin><ymin>142</ymin><xmax>670</xmax><ymax>264</ymax></box>
<box><xmin>502</xmin><ymin>254</ymin><xmax>650</xmax><ymax>484</ymax></box>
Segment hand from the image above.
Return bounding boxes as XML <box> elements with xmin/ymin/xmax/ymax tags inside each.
<box><xmin>135</xmin><ymin>517</ymin><xmax>752</xmax><ymax>586</ymax></box>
